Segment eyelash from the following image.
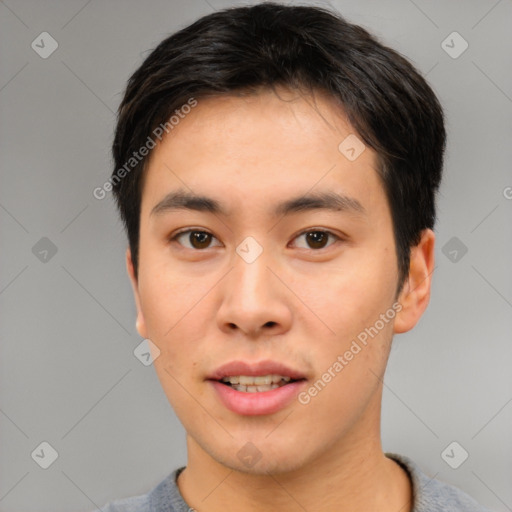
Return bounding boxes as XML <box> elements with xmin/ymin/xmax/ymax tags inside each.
<box><xmin>169</xmin><ymin>228</ymin><xmax>342</xmax><ymax>251</ymax></box>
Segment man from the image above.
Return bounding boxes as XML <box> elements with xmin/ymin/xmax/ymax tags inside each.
<box><xmin>96</xmin><ymin>3</ymin><xmax>490</xmax><ymax>511</ymax></box>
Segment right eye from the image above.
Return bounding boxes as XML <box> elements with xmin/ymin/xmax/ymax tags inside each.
<box><xmin>170</xmin><ymin>229</ymin><xmax>223</xmax><ymax>250</ymax></box>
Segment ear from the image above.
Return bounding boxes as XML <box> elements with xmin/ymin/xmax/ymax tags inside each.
<box><xmin>394</xmin><ymin>229</ymin><xmax>435</xmax><ymax>334</ymax></box>
<box><xmin>126</xmin><ymin>248</ymin><xmax>148</xmax><ymax>339</ymax></box>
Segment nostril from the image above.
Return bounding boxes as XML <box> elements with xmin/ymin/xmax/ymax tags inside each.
<box><xmin>225</xmin><ymin>321</ymin><xmax>277</xmax><ymax>332</ymax></box>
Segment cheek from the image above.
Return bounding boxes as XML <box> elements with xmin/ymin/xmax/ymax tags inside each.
<box><xmin>137</xmin><ymin>262</ymin><xmax>218</xmax><ymax>383</ymax></box>
<box><xmin>291</xmin><ymin>252</ymin><xmax>398</xmax><ymax>401</ymax></box>
<box><xmin>299</xmin><ymin>317</ymin><xmax>394</xmax><ymax>431</ymax></box>
<box><xmin>300</xmin><ymin>251</ymin><xmax>396</xmax><ymax>337</ymax></box>
<box><xmin>138</xmin><ymin>259</ymin><xmax>203</xmax><ymax>336</ymax></box>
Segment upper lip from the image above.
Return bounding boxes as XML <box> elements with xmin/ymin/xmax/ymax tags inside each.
<box><xmin>207</xmin><ymin>360</ymin><xmax>307</xmax><ymax>381</ymax></box>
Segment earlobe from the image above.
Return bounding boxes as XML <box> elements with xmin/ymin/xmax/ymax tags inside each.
<box><xmin>126</xmin><ymin>248</ymin><xmax>148</xmax><ymax>339</ymax></box>
<box><xmin>393</xmin><ymin>229</ymin><xmax>435</xmax><ymax>334</ymax></box>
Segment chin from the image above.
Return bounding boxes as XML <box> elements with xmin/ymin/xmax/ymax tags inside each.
<box><xmin>207</xmin><ymin>438</ymin><xmax>315</xmax><ymax>476</ymax></box>
<box><xmin>228</xmin><ymin>455</ymin><xmax>309</xmax><ymax>476</ymax></box>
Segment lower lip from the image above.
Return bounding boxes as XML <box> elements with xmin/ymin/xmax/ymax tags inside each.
<box><xmin>209</xmin><ymin>380</ymin><xmax>307</xmax><ymax>416</ymax></box>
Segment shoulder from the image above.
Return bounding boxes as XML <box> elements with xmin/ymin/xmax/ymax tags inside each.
<box><xmin>91</xmin><ymin>467</ymin><xmax>187</xmax><ymax>512</ymax></box>
<box><xmin>386</xmin><ymin>453</ymin><xmax>492</xmax><ymax>512</ymax></box>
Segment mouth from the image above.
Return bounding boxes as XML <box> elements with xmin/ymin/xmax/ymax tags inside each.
<box><xmin>219</xmin><ymin>374</ymin><xmax>299</xmax><ymax>393</ymax></box>
<box><xmin>207</xmin><ymin>360</ymin><xmax>308</xmax><ymax>415</ymax></box>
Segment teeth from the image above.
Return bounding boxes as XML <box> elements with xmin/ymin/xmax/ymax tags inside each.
<box><xmin>232</xmin><ymin>383</ymin><xmax>281</xmax><ymax>392</ymax></box>
<box><xmin>221</xmin><ymin>374</ymin><xmax>292</xmax><ymax>387</ymax></box>
<box><xmin>220</xmin><ymin>374</ymin><xmax>294</xmax><ymax>392</ymax></box>
<box><xmin>254</xmin><ymin>375</ymin><xmax>271</xmax><ymax>385</ymax></box>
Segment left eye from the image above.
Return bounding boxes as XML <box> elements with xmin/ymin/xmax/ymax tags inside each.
<box><xmin>292</xmin><ymin>230</ymin><xmax>339</xmax><ymax>250</ymax></box>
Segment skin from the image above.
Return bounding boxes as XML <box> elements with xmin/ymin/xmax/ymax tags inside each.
<box><xmin>126</xmin><ymin>87</ymin><xmax>435</xmax><ymax>512</ymax></box>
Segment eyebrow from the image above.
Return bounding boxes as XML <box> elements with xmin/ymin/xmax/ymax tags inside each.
<box><xmin>150</xmin><ymin>189</ymin><xmax>366</xmax><ymax>218</ymax></box>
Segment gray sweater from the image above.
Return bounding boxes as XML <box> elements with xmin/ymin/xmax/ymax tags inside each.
<box><xmin>94</xmin><ymin>453</ymin><xmax>491</xmax><ymax>511</ymax></box>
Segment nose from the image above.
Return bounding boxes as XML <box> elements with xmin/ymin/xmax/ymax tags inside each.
<box><xmin>215</xmin><ymin>247</ymin><xmax>292</xmax><ymax>338</ymax></box>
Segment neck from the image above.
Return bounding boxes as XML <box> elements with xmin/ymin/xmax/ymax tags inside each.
<box><xmin>177</xmin><ymin>391</ymin><xmax>412</xmax><ymax>512</ymax></box>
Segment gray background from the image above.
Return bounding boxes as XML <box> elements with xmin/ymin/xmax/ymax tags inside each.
<box><xmin>1</xmin><ymin>0</ymin><xmax>511</xmax><ymax>510</ymax></box>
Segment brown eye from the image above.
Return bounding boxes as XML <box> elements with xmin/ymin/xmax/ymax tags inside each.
<box><xmin>294</xmin><ymin>230</ymin><xmax>339</xmax><ymax>250</ymax></box>
<box><xmin>306</xmin><ymin>231</ymin><xmax>329</xmax><ymax>249</ymax></box>
<box><xmin>189</xmin><ymin>231</ymin><xmax>212</xmax><ymax>249</ymax></box>
<box><xmin>172</xmin><ymin>230</ymin><xmax>221</xmax><ymax>250</ymax></box>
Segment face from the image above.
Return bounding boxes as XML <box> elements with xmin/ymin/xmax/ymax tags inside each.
<box><xmin>127</xmin><ymin>88</ymin><xmax>432</xmax><ymax>475</ymax></box>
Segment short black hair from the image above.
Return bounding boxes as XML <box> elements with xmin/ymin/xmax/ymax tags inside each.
<box><xmin>111</xmin><ymin>2</ymin><xmax>446</xmax><ymax>290</ymax></box>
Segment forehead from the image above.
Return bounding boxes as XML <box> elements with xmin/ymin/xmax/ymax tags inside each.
<box><xmin>141</xmin><ymin>88</ymin><xmax>385</xmax><ymax>217</ymax></box>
